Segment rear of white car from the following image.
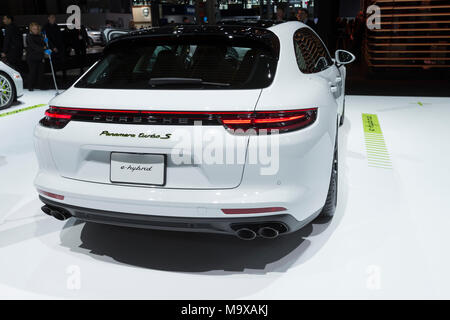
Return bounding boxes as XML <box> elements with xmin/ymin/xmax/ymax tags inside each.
<box><xmin>34</xmin><ymin>22</ymin><xmax>340</xmax><ymax>240</ymax></box>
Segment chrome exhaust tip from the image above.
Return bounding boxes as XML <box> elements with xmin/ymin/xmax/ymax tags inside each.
<box><xmin>50</xmin><ymin>210</ymin><xmax>70</xmax><ymax>221</ymax></box>
<box><xmin>236</xmin><ymin>228</ymin><xmax>257</xmax><ymax>241</ymax></box>
<box><xmin>258</xmin><ymin>227</ymin><xmax>279</xmax><ymax>239</ymax></box>
<box><xmin>42</xmin><ymin>205</ymin><xmax>71</xmax><ymax>221</ymax></box>
<box><xmin>41</xmin><ymin>205</ymin><xmax>52</xmax><ymax>216</ymax></box>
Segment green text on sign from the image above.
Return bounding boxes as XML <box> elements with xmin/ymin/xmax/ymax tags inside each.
<box><xmin>362</xmin><ymin>113</ymin><xmax>382</xmax><ymax>134</ymax></box>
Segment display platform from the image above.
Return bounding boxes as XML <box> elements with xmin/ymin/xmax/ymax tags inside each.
<box><xmin>1</xmin><ymin>90</ymin><xmax>449</xmax><ymax>299</ymax></box>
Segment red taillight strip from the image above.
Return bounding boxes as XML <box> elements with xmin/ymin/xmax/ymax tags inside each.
<box><xmin>254</xmin><ymin>115</ymin><xmax>305</xmax><ymax>124</ymax></box>
<box><xmin>42</xmin><ymin>107</ymin><xmax>317</xmax><ymax>133</ymax></box>
<box><xmin>222</xmin><ymin>207</ymin><xmax>287</xmax><ymax>214</ymax></box>
<box><xmin>38</xmin><ymin>189</ymin><xmax>65</xmax><ymax>201</ymax></box>
<box><xmin>222</xmin><ymin>119</ymin><xmax>252</xmax><ymax>124</ymax></box>
<box><xmin>45</xmin><ymin>111</ymin><xmax>72</xmax><ymax>119</ymax></box>
<box><xmin>222</xmin><ymin>115</ymin><xmax>306</xmax><ymax>125</ymax></box>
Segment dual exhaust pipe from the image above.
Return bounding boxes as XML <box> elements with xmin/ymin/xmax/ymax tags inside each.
<box><xmin>235</xmin><ymin>223</ymin><xmax>287</xmax><ymax>240</ymax></box>
<box><xmin>41</xmin><ymin>205</ymin><xmax>71</xmax><ymax>221</ymax></box>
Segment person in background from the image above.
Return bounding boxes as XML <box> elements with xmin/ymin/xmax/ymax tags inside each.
<box><xmin>0</xmin><ymin>28</ymin><xmax>4</xmax><ymax>55</ymax></box>
<box><xmin>128</xmin><ymin>20</ymin><xmax>136</xmax><ymax>31</ymax></box>
<box><xmin>1</xmin><ymin>15</ymin><xmax>23</xmax><ymax>71</ymax></box>
<box><xmin>42</xmin><ymin>14</ymin><xmax>66</xmax><ymax>79</ymax></box>
<box><xmin>336</xmin><ymin>17</ymin><xmax>348</xmax><ymax>50</ymax></box>
<box><xmin>26</xmin><ymin>22</ymin><xmax>48</xmax><ymax>91</ymax></box>
<box><xmin>296</xmin><ymin>8</ymin><xmax>316</xmax><ymax>30</ymax></box>
<box><xmin>352</xmin><ymin>11</ymin><xmax>365</xmax><ymax>61</ymax></box>
<box><xmin>275</xmin><ymin>7</ymin><xmax>285</xmax><ymax>21</ymax></box>
<box><xmin>73</xmin><ymin>25</ymin><xmax>88</xmax><ymax>75</ymax></box>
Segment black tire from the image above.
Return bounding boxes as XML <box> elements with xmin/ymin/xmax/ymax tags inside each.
<box><xmin>0</xmin><ymin>72</ymin><xmax>16</xmax><ymax>110</ymax></box>
<box><xmin>320</xmin><ymin>134</ymin><xmax>338</xmax><ymax>218</ymax></box>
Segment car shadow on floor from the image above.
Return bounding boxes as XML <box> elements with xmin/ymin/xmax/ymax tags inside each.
<box><xmin>60</xmin><ymin>216</ymin><xmax>333</xmax><ymax>274</ymax></box>
<box><xmin>9</xmin><ymin>100</ymin><xmax>24</xmax><ymax>109</ymax></box>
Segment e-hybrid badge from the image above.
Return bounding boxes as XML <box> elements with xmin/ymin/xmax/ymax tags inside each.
<box><xmin>110</xmin><ymin>153</ymin><xmax>166</xmax><ymax>186</ymax></box>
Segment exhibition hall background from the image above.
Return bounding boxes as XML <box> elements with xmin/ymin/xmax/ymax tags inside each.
<box><xmin>1</xmin><ymin>0</ymin><xmax>450</xmax><ymax>300</ymax></box>
<box><xmin>1</xmin><ymin>0</ymin><xmax>449</xmax><ymax>96</ymax></box>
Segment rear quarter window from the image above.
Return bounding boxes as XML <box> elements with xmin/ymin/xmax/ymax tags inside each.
<box><xmin>293</xmin><ymin>28</ymin><xmax>333</xmax><ymax>74</ymax></box>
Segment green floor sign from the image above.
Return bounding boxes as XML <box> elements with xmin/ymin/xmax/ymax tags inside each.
<box><xmin>0</xmin><ymin>104</ymin><xmax>47</xmax><ymax>118</ymax></box>
<box><xmin>362</xmin><ymin>113</ymin><xmax>392</xmax><ymax>169</ymax></box>
<box><xmin>362</xmin><ymin>113</ymin><xmax>382</xmax><ymax>134</ymax></box>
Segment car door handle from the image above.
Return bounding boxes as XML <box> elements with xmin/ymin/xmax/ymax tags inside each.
<box><xmin>335</xmin><ymin>77</ymin><xmax>342</xmax><ymax>83</ymax></box>
<box><xmin>330</xmin><ymin>85</ymin><xmax>338</xmax><ymax>93</ymax></box>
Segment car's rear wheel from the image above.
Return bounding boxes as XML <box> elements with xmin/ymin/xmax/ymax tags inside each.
<box><xmin>320</xmin><ymin>134</ymin><xmax>338</xmax><ymax>218</ymax></box>
<box><xmin>0</xmin><ymin>72</ymin><xmax>15</xmax><ymax>110</ymax></box>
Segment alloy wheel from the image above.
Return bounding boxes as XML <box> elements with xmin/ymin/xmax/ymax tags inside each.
<box><xmin>0</xmin><ymin>74</ymin><xmax>13</xmax><ymax>108</ymax></box>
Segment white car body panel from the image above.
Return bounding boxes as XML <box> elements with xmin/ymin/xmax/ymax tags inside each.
<box><xmin>34</xmin><ymin>21</ymin><xmax>346</xmax><ymax>236</ymax></box>
<box><xmin>48</xmin><ymin>88</ymin><xmax>262</xmax><ymax>189</ymax></box>
<box><xmin>50</xmin><ymin>87</ymin><xmax>262</xmax><ymax>112</ymax></box>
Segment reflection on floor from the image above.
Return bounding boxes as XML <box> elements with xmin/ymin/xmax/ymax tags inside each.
<box><xmin>1</xmin><ymin>91</ymin><xmax>450</xmax><ymax>299</ymax></box>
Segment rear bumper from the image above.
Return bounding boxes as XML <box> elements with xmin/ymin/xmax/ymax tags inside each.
<box><xmin>35</xmin><ymin>168</ymin><xmax>324</xmax><ymax>224</ymax></box>
<box><xmin>39</xmin><ymin>196</ymin><xmax>320</xmax><ymax>236</ymax></box>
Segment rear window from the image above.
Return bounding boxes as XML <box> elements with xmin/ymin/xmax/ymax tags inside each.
<box><xmin>75</xmin><ymin>36</ymin><xmax>278</xmax><ymax>90</ymax></box>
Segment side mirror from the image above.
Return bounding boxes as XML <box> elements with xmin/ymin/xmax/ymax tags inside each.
<box><xmin>335</xmin><ymin>50</ymin><xmax>355</xmax><ymax>65</ymax></box>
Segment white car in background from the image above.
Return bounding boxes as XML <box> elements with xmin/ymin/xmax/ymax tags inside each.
<box><xmin>85</xmin><ymin>27</ymin><xmax>103</xmax><ymax>46</ymax></box>
<box><xmin>34</xmin><ymin>21</ymin><xmax>354</xmax><ymax>240</ymax></box>
<box><xmin>101</xmin><ymin>27</ymin><xmax>130</xmax><ymax>44</ymax></box>
<box><xmin>0</xmin><ymin>61</ymin><xmax>24</xmax><ymax>109</ymax></box>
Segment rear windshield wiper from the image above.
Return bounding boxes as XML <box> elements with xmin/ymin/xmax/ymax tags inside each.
<box><xmin>149</xmin><ymin>78</ymin><xmax>230</xmax><ymax>87</ymax></box>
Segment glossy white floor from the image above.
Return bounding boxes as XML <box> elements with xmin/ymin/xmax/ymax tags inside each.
<box><xmin>1</xmin><ymin>91</ymin><xmax>450</xmax><ymax>299</ymax></box>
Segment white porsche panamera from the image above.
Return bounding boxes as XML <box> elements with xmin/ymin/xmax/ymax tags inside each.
<box><xmin>0</xmin><ymin>61</ymin><xmax>24</xmax><ymax>109</ymax></box>
<box><xmin>34</xmin><ymin>21</ymin><xmax>355</xmax><ymax>240</ymax></box>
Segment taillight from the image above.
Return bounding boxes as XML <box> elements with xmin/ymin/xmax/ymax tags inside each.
<box><xmin>220</xmin><ymin>108</ymin><xmax>317</xmax><ymax>134</ymax></box>
<box><xmin>37</xmin><ymin>189</ymin><xmax>64</xmax><ymax>200</ymax></box>
<box><xmin>40</xmin><ymin>107</ymin><xmax>73</xmax><ymax>129</ymax></box>
<box><xmin>40</xmin><ymin>106</ymin><xmax>317</xmax><ymax>133</ymax></box>
<box><xmin>222</xmin><ymin>207</ymin><xmax>287</xmax><ymax>214</ymax></box>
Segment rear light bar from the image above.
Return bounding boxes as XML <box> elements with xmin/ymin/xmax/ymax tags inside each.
<box><xmin>219</xmin><ymin>110</ymin><xmax>316</xmax><ymax>133</ymax></box>
<box><xmin>44</xmin><ymin>111</ymin><xmax>71</xmax><ymax>119</ymax></box>
<box><xmin>40</xmin><ymin>106</ymin><xmax>317</xmax><ymax>133</ymax></box>
<box><xmin>37</xmin><ymin>189</ymin><xmax>65</xmax><ymax>201</ymax></box>
<box><xmin>40</xmin><ymin>109</ymin><xmax>73</xmax><ymax>129</ymax></box>
<box><xmin>222</xmin><ymin>207</ymin><xmax>287</xmax><ymax>214</ymax></box>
